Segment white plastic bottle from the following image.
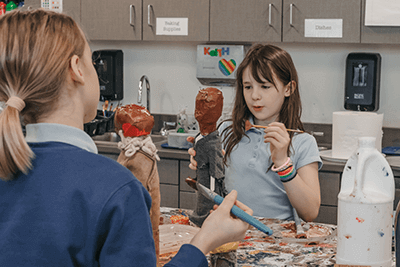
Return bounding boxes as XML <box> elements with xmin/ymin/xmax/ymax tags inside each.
<box><xmin>336</xmin><ymin>137</ymin><xmax>394</xmax><ymax>266</ymax></box>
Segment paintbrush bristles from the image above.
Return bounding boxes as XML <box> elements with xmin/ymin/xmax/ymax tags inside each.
<box><xmin>245</xmin><ymin>120</ymin><xmax>303</xmax><ymax>133</ymax></box>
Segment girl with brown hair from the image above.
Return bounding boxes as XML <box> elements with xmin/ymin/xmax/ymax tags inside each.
<box><xmin>190</xmin><ymin>44</ymin><xmax>322</xmax><ymax>222</ymax></box>
<box><xmin>0</xmin><ymin>9</ymin><xmax>251</xmax><ymax>266</ymax></box>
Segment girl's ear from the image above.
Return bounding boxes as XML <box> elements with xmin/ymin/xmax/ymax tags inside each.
<box><xmin>284</xmin><ymin>81</ymin><xmax>296</xmax><ymax>97</ymax></box>
<box><xmin>69</xmin><ymin>55</ymin><xmax>85</xmax><ymax>85</ymax></box>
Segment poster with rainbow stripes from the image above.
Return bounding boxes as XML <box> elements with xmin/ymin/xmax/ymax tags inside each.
<box><xmin>196</xmin><ymin>45</ymin><xmax>249</xmax><ymax>86</ymax></box>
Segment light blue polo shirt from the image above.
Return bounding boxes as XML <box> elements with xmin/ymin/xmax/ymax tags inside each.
<box><xmin>219</xmin><ymin>118</ymin><xmax>322</xmax><ymax>220</ymax></box>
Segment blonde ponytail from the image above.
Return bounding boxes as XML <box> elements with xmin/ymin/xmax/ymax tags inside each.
<box><xmin>0</xmin><ymin>101</ymin><xmax>34</xmax><ymax>181</ymax></box>
<box><xmin>0</xmin><ymin>9</ymin><xmax>86</xmax><ymax>180</ymax></box>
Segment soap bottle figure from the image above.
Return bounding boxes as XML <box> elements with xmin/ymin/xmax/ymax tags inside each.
<box><xmin>189</xmin><ymin>87</ymin><xmax>227</xmax><ymax>228</ymax></box>
<box><xmin>336</xmin><ymin>137</ymin><xmax>394</xmax><ymax>267</ymax></box>
<box><xmin>0</xmin><ymin>1</ymin><xmax>6</xmax><ymax>15</ymax></box>
<box><xmin>6</xmin><ymin>0</ymin><xmax>17</xmax><ymax>12</ymax></box>
<box><xmin>177</xmin><ymin>107</ymin><xmax>188</xmax><ymax>133</ymax></box>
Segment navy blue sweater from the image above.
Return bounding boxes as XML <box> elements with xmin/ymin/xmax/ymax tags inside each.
<box><xmin>0</xmin><ymin>142</ymin><xmax>207</xmax><ymax>266</ymax></box>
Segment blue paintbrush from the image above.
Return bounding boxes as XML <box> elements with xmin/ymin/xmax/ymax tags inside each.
<box><xmin>190</xmin><ymin>179</ymin><xmax>273</xmax><ymax>236</ymax></box>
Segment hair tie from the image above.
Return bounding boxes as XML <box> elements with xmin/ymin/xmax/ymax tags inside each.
<box><xmin>6</xmin><ymin>96</ymin><xmax>25</xmax><ymax>112</ymax></box>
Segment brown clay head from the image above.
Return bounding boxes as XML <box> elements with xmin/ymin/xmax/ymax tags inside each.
<box><xmin>195</xmin><ymin>87</ymin><xmax>223</xmax><ymax>135</ymax></box>
<box><xmin>114</xmin><ymin>104</ymin><xmax>154</xmax><ymax>137</ymax></box>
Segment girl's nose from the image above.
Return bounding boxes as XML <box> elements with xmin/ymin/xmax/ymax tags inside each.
<box><xmin>252</xmin><ymin>87</ymin><xmax>261</xmax><ymax>100</ymax></box>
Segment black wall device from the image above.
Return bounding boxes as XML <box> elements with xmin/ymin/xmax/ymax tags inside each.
<box><xmin>344</xmin><ymin>52</ymin><xmax>381</xmax><ymax>111</ymax></box>
<box><xmin>92</xmin><ymin>49</ymin><xmax>123</xmax><ymax>101</ymax></box>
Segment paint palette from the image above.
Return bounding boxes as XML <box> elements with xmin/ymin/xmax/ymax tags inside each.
<box><xmin>277</xmin><ymin>222</ymin><xmax>336</xmax><ymax>244</ymax></box>
<box><xmin>159</xmin><ymin>224</ymin><xmax>200</xmax><ymax>254</ymax></box>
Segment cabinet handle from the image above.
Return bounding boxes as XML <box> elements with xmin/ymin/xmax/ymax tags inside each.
<box><xmin>130</xmin><ymin>5</ymin><xmax>135</xmax><ymax>27</ymax></box>
<box><xmin>148</xmin><ymin>4</ymin><xmax>153</xmax><ymax>27</ymax></box>
<box><xmin>268</xmin><ymin>3</ymin><xmax>272</xmax><ymax>26</ymax></box>
<box><xmin>290</xmin><ymin>3</ymin><xmax>294</xmax><ymax>27</ymax></box>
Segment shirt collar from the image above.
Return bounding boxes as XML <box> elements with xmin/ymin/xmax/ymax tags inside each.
<box><xmin>25</xmin><ymin>123</ymin><xmax>98</xmax><ymax>154</ymax></box>
<box><xmin>246</xmin><ymin>116</ymin><xmax>264</xmax><ymax>134</ymax></box>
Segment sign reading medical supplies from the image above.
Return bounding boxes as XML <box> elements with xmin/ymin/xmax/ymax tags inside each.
<box><xmin>156</xmin><ymin>18</ymin><xmax>188</xmax><ymax>36</ymax></box>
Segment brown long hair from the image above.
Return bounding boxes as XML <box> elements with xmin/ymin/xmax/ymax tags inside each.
<box><xmin>222</xmin><ymin>44</ymin><xmax>304</xmax><ymax>165</ymax></box>
<box><xmin>0</xmin><ymin>9</ymin><xmax>86</xmax><ymax>181</ymax></box>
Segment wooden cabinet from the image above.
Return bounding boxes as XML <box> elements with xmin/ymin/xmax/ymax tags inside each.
<box><xmin>158</xmin><ymin>158</ymin><xmax>197</xmax><ymax>209</ymax></box>
<box><xmin>314</xmin><ymin>171</ymin><xmax>341</xmax><ymax>225</ymax></box>
<box><xmin>142</xmin><ymin>0</ymin><xmax>209</xmax><ymax>41</ymax></box>
<box><xmin>361</xmin><ymin>0</ymin><xmax>400</xmax><ymax>44</ymax></box>
<box><xmin>179</xmin><ymin>160</ymin><xmax>197</xmax><ymax>209</ymax></box>
<box><xmin>81</xmin><ymin>0</ymin><xmax>142</xmax><ymax>41</ymax></box>
<box><xmin>282</xmin><ymin>0</ymin><xmax>361</xmax><ymax>43</ymax></box>
<box><xmin>210</xmin><ymin>0</ymin><xmax>281</xmax><ymax>43</ymax></box>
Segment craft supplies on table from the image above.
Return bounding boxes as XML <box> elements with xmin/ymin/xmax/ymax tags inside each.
<box><xmin>157</xmin><ymin>207</ymin><xmax>398</xmax><ymax>267</ymax></box>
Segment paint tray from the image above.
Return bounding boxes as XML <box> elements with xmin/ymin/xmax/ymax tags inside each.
<box><xmin>159</xmin><ymin>224</ymin><xmax>200</xmax><ymax>254</ymax></box>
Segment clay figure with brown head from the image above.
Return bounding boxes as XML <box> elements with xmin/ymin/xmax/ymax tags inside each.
<box><xmin>195</xmin><ymin>87</ymin><xmax>224</xmax><ymax>136</ymax></box>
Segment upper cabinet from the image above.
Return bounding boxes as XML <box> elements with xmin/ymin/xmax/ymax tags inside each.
<box><xmin>19</xmin><ymin>0</ymin><xmax>400</xmax><ymax>44</ymax></box>
<box><xmin>142</xmin><ymin>0</ymin><xmax>209</xmax><ymax>41</ymax></box>
<box><xmin>210</xmin><ymin>0</ymin><xmax>281</xmax><ymax>43</ymax></box>
<box><xmin>361</xmin><ymin>0</ymin><xmax>400</xmax><ymax>44</ymax></box>
<box><xmin>81</xmin><ymin>0</ymin><xmax>142</xmax><ymax>41</ymax></box>
<box><xmin>282</xmin><ymin>0</ymin><xmax>361</xmax><ymax>43</ymax></box>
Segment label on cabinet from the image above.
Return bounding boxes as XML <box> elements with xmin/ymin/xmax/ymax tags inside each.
<box><xmin>156</xmin><ymin>18</ymin><xmax>188</xmax><ymax>36</ymax></box>
<box><xmin>304</xmin><ymin>19</ymin><xmax>343</xmax><ymax>38</ymax></box>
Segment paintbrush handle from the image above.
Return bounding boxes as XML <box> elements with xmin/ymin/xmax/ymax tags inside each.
<box><xmin>213</xmin><ymin>195</ymin><xmax>273</xmax><ymax>236</ymax></box>
<box><xmin>252</xmin><ymin>124</ymin><xmax>303</xmax><ymax>133</ymax></box>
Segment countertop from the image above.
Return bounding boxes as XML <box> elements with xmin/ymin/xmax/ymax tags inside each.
<box><xmin>94</xmin><ymin>135</ymin><xmax>400</xmax><ymax>176</ymax></box>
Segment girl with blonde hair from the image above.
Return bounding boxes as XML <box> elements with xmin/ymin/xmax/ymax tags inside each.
<box><xmin>0</xmin><ymin>9</ymin><xmax>251</xmax><ymax>266</ymax></box>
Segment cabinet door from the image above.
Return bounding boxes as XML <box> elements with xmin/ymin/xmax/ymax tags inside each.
<box><xmin>20</xmin><ymin>0</ymin><xmax>80</xmax><ymax>23</ymax></box>
<box><xmin>160</xmin><ymin>184</ymin><xmax>179</xmax><ymax>208</ymax></box>
<box><xmin>315</xmin><ymin>206</ymin><xmax>337</xmax><ymax>225</ymax></box>
<box><xmin>143</xmin><ymin>0</ymin><xmax>209</xmax><ymax>41</ymax></box>
<box><xmin>282</xmin><ymin>0</ymin><xmax>361</xmax><ymax>43</ymax></box>
<box><xmin>361</xmin><ymin>0</ymin><xmax>400</xmax><ymax>44</ymax></box>
<box><xmin>81</xmin><ymin>0</ymin><xmax>142</xmax><ymax>41</ymax></box>
<box><xmin>210</xmin><ymin>0</ymin><xmax>281</xmax><ymax>42</ymax></box>
<box><xmin>158</xmin><ymin>158</ymin><xmax>179</xmax><ymax>185</ymax></box>
<box><xmin>319</xmin><ymin>172</ymin><xmax>341</xmax><ymax>206</ymax></box>
<box><xmin>179</xmin><ymin>160</ymin><xmax>196</xmax><ymax>192</ymax></box>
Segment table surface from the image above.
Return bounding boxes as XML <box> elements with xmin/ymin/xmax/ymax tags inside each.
<box><xmin>159</xmin><ymin>207</ymin><xmax>397</xmax><ymax>267</ymax></box>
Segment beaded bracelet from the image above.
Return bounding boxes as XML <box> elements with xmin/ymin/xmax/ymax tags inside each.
<box><xmin>277</xmin><ymin>165</ymin><xmax>297</xmax><ymax>183</ymax></box>
<box><xmin>271</xmin><ymin>157</ymin><xmax>291</xmax><ymax>172</ymax></box>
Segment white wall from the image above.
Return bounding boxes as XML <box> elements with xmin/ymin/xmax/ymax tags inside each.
<box><xmin>91</xmin><ymin>41</ymin><xmax>400</xmax><ymax>128</ymax></box>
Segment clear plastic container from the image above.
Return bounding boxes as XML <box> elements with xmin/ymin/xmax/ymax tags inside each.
<box><xmin>167</xmin><ymin>130</ymin><xmax>198</xmax><ymax>148</ymax></box>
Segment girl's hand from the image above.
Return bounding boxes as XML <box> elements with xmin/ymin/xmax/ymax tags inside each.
<box><xmin>187</xmin><ymin>136</ymin><xmax>225</xmax><ymax>170</ymax></box>
<box><xmin>187</xmin><ymin>137</ymin><xmax>197</xmax><ymax>170</ymax></box>
<box><xmin>190</xmin><ymin>190</ymin><xmax>253</xmax><ymax>254</ymax></box>
<box><xmin>263</xmin><ymin>122</ymin><xmax>290</xmax><ymax>167</ymax></box>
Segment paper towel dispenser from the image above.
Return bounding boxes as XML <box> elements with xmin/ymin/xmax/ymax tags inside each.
<box><xmin>344</xmin><ymin>52</ymin><xmax>381</xmax><ymax>112</ymax></box>
<box><xmin>196</xmin><ymin>45</ymin><xmax>249</xmax><ymax>86</ymax></box>
<box><xmin>92</xmin><ymin>49</ymin><xmax>124</xmax><ymax>101</ymax></box>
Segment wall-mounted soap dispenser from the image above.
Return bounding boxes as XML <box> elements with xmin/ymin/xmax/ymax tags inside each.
<box><xmin>344</xmin><ymin>52</ymin><xmax>381</xmax><ymax>112</ymax></box>
<box><xmin>92</xmin><ymin>50</ymin><xmax>124</xmax><ymax>101</ymax></box>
